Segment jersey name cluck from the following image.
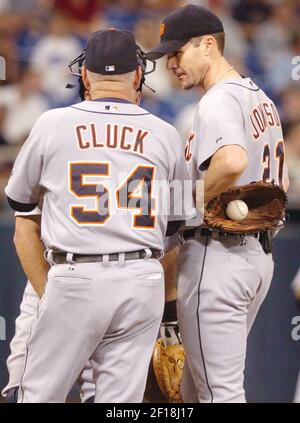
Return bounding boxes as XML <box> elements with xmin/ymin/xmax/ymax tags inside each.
<box><xmin>6</xmin><ymin>99</ymin><xmax>195</xmax><ymax>254</ymax></box>
<box><xmin>185</xmin><ymin>77</ymin><xmax>287</xmax><ymax>187</ymax></box>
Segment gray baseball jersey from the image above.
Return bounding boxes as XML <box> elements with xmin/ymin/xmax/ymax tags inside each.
<box><xmin>6</xmin><ymin>99</ymin><xmax>195</xmax><ymax>254</ymax></box>
<box><xmin>185</xmin><ymin>77</ymin><xmax>287</xmax><ymax>187</ymax></box>
<box><xmin>178</xmin><ymin>77</ymin><xmax>286</xmax><ymax>402</ymax></box>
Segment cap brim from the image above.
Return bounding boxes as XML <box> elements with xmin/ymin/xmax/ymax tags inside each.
<box><xmin>146</xmin><ymin>39</ymin><xmax>189</xmax><ymax>60</ymax></box>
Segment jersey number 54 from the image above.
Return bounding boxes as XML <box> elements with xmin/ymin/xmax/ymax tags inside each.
<box><xmin>69</xmin><ymin>161</ymin><xmax>156</xmax><ymax>229</ymax></box>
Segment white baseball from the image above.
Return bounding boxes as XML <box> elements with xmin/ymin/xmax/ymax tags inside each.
<box><xmin>225</xmin><ymin>200</ymin><xmax>248</xmax><ymax>221</ymax></box>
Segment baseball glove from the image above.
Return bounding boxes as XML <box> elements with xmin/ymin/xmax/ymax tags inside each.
<box><xmin>143</xmin><ymin>358</ymin><xmax>166</xmax><ymax>403</ymax></box>
<box><xmin>152</xmin><ymin>338</ymin><xmax>185</xmax><ymax>403</ymax></box>
<box><xmin>204</xmin><ymin>181</ymin><xmax>287</xmax><ymax>234</ymax></box>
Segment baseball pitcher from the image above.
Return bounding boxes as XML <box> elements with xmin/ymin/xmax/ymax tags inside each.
<box><xmin>148</xmin><ymin>4</ymin><xmax>289</xmax><ymax>403</ymax></box>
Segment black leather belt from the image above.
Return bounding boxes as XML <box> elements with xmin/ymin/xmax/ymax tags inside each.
<box><xmin>51</xmin><ymin>249</ymin><xmax>162</xmax><ymax>264</ymax></box>
<box><xmin>182</xmin><ymin>228</ymin><xmax>259</xmax><ymax>241</ymax></box>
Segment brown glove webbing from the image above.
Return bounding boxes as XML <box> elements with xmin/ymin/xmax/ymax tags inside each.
<box><xmin>204</xmin><ymin>181</ymin><xmax>287</xmax><ymax>235</ymax></box>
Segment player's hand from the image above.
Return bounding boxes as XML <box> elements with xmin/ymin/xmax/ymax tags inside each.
<box><xmin>160</xmin><ymin>321</ymin><xmax>181</xmax><ymax>347</ymax></box>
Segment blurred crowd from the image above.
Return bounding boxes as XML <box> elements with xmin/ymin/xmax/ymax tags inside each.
<box><xmin>0</xmin><ymin>0</ymin><xmax>300</xmax><ymax>210</ymax></box>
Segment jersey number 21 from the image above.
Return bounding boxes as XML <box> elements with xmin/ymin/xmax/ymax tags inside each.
<box><xmin>262</xmin><ymin>140</ymin><xmax>284</xmax><ymax>187</ymax></box>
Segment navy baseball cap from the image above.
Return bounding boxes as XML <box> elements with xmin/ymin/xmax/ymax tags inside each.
<box><xmin>147</xmin><ymin>4</ymin><xmax>224</xmax><ymax>60</ymax></box>
<box><xmin>85</xmin><ymin>29</ymin><xmax>139</xmax><ymax>75</ymax></box>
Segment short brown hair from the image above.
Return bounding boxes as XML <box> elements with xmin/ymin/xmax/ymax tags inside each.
<box><xmin>212</xmin><ymin>32</ymin><xmax>225</xmax><ymax>54</ymax></box>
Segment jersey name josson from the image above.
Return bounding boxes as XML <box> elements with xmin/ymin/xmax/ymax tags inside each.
<box><xmin>251</xmin><ymin>102</ymin><xmax>281</xmax><ymax>141</ymax></box>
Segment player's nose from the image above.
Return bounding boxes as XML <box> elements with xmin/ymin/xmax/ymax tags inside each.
<box><xmin>167</xmin><ymin>56</ymin><xmax>178</xmax><ymax>71</ymax></box>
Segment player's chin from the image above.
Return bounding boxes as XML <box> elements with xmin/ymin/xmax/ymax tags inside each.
<box><xmin>180</xmin><ymin>76</ymin><xmax>195</xmax><ymax>90</ymax></box>
<box><xmin>181</xmin><ymin>80</ymin><xmax>194</xmax><ymax>90</ymax></box>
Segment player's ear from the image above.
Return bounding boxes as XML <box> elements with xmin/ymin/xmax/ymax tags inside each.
<box><xmin>133</xmin><ymin>66</ymin><xmax>142</xmax><ymax>91</ymax></box>
<box><xmin>81</xmin><ymin>66</ymin><xmax>91</xmax><ymax>91</ymax></box>
<box><xmin>202</xmin><ymin>35</ymin><xmax>214</xmax><ymax>56</ymax></box>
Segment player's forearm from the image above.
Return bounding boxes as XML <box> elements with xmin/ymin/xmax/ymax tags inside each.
<box><xmin>202</xmin><ymin>146</ymin><xmax>248</xmax><ymax>206</ymax></box>
<box><xmin>16</xmin><ymin>240</ymin><xmax>49</xmax><ymax>298</ymax></box>
<box><xmin>283</xmin><ymin>164</ymin><xmax>289</xmax><ymax>193</ymax></box>
<box><xmin>203</xmin><ymin>171</ymin><xmax>240</xmax><ymax>206</ymax></box>
<box><xmin>14</xmin><ymin>216</ymin><xmax>49</xmax><ymax>298</ymax></box>
<box><xmin>161</xmin><ymin>246</ymin><xmax>179</xmax><ymax>302</ymax></box>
